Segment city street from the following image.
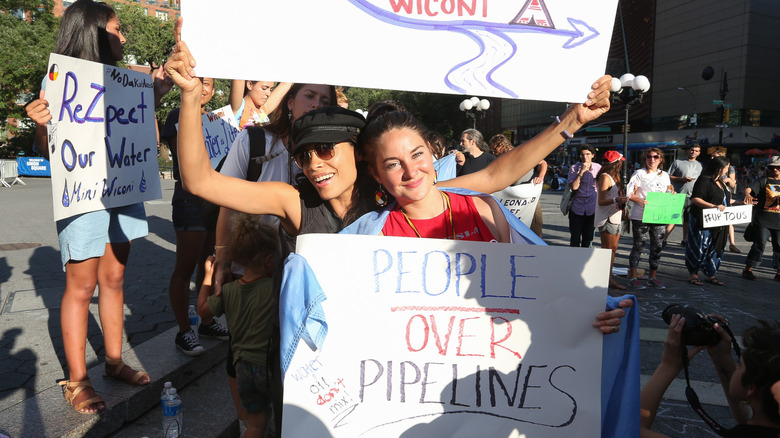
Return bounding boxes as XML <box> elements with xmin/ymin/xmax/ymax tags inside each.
<box><xmin>1</xmin><ymin>177</ymin><xmax>778</xmax><ymax>437</ymax></box>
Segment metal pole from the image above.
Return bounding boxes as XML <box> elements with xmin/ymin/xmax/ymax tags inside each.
<box><xmin>623</xmin><ymin>104</ymin><xmax>630</xmax><ymax>184</ymax></box>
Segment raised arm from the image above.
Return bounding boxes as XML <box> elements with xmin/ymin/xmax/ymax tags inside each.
<box><xmin>440</xmin><ymin>76</ymin><xmax>612</xmax><ymax>193</ymax></box>
<box><xmin>164</xmin><ymin>18</ymin><xmax>301</xmax><ymax>229</ymax></box>
<box><xmin>265</xmin><ymin>82</ymin><xmax>292</xmax><ymax>115</ymax></box>
<box><xmin>229</xmin><ymin>79</ymin><xmax>245</xmax><ymax>113</ymax></box>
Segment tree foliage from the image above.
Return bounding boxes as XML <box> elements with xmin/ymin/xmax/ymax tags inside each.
<box><xmin>345</xmin><ymin>87</ymin><xmax>467</xmax><ymax>145</ymax></box>
<box><xmin>111</xmin><ymin>1</ymin><xmax>174</xmax><ymax>68</ymax></box>
<box><xmin>0</xmin><ymin>0</ymin><xmax>58</xmax><ymax>156</ymax></box>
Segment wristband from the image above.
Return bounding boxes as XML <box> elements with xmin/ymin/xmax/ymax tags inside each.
<box><xmin>555</xmin><ymin>116</ymin><xmax>573</xmax><ymax>139</ymax></box>
<box><xmin>612</xmin><ymin>197</ymin><xmax>618</xmax><ymax>205</ymax></box>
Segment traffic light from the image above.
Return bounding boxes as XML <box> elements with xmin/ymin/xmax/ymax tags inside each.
<box><xmin>722</xmin><ymin>108</ymin><xmax>730</xmax><ymax>123</ymax></box>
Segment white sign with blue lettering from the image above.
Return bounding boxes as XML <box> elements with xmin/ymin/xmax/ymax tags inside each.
<box><xmin>45</xmin><ymin>53</ymin><xmax>161</xmax><ymax>221</ymax></box>
<box><xmin>176</xmin><ymin>105</ymin><xmax>240</xmax><ymax>169</ymax></box>
<box><xmin>283</xmin><ymin>234</ymin><xmax>607</xmax><ymax>437</ymax></box>
<box><xmin>182</xmin><ymin>0</ymin><xmax>619</xmax><ymax>102</ymax></box>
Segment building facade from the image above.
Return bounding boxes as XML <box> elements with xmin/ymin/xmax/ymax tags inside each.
<box><xmin>53</xmin><ymin>0</ymin><xmax>180</xmax><ymax>22</ymax></box>
<box><xmin>501</xmin><ymin>0</ymin><xmax>780</xmax><ymax>166</ymax></box>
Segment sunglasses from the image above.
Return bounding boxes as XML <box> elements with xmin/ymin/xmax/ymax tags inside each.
<box><xmin>294</xmin><ymin>143</ymin><xmax>337</xmax><ymax>169</ymax></box>
<box><xmin>646</xmin><ymin>155</ymin><xmax>661</xmax><ymax>160</ymax></box>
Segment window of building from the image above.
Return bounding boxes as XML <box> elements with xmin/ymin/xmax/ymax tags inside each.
<box><xmin>155</xmin><ymin>10</ymin><xmax>169</xmax><ymax>21</ymax></box>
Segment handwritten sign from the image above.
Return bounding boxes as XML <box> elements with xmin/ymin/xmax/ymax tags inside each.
<box><xmin>492</xmin><ymin>183</ymin><xmax>542</xmax><ymax>227</ymax></box>
<box><xmin>642</xmin><ymin>192</ymin><xmax>685</xmax><ymax>225</ymax></box>
<box><xmin>182</xmin><ymin>0</ymin><xmax>619</xmax><ymax>102</ymax></box>
<box><xmin>283</xmin><ymin>234</ymin><xmax>608</xmax><ymax>437</ymax></box>
<box><xmin>177</xmin><ymin>105</ymin><xmax>239</xmax><ymax>168</ymax></box>
<box><xmin>44</xmin><ymin>54</ymin><xmax>161</xmax><ymax>220</ymax></box>
<box><xmin>701</xmin><ymin>205</ymin><xmax>752</xmax><ymax>228</ymax></box>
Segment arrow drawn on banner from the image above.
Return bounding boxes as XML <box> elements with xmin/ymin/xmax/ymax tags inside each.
<box><xmin>345</xmin><ymin>0</ymin><xmax>599</xmax><ymax>97</ymax></box>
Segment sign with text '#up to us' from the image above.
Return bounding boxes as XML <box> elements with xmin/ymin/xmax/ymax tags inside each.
<box><xmin>284</xmin><ymin>234</ymin><xmax>608</xmax><ymax>437</ymax></box>
<box><xmin>182</xmin><ymin>0</ymin><xmax>618</xmax><ymax>102</ymax></box>
<box><xmin>45</xmin><ymin>54</ymin><xmax>161</xmax><ymax>221</ymax></box>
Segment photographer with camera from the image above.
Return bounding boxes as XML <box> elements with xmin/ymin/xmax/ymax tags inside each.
<box><xmin>641</xmin><ymin>307</ymin><xmax>780</xmax><ymax>437</ymax></box>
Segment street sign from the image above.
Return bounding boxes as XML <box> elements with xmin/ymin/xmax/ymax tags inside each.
<box><xmin>586</xmin><ymin>126</ymin><xmax>611</xmax><ymax>132</ymax></box>
<box><xmin>716</xmin><ymin>123</ymin><xmax>729</xmax><ymax>128</ymax></box>
<box><xmin>723</xmin><ymin>103</ymin><xmax>733</xmax><ymax>108</ymax></box>
<box><xmin>712</xmin><ymin>100</ymin><xmax>723</xmax><ymax>105</ymax></box>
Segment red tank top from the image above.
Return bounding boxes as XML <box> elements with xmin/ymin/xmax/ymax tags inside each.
<box><xmin>382</xmin><ymin>192</ymin><xmax>497</xmax><ymax>241</ymax></box>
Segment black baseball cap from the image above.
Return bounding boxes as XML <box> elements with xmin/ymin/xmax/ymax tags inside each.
<box><xmin>290</xmin><ymin>107</ymin><xmax>365</xmax><ymax>156</ymax></box>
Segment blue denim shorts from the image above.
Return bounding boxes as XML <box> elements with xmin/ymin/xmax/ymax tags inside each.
<box><xmin>172</xmin><ymin>199</ymin><xmax>207</xmax><ymax>231</ymax></box>
<box><xmin>235</xmin><ymin>359</ymin><xmax>273</xmax><ymax>414</ymax></box>
<box><xmin>56</xmin><ymin>203</ymin><xmax>147</xmax><ymax>270</ymax></box>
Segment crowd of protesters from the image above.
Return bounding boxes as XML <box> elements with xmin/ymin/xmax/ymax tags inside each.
<box><xmin>21</xmin><ymin>2</ymin><xmax>779</xmax><ymax>437</ymax></box>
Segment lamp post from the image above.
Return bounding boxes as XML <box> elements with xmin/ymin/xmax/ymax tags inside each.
<box><xmin>677</xmin><ymin>86</ymin><xmax>697</xmax><ymax>139</ymax></box>
<box><xmin>459</xmin><ymin>97</ymin><xmax>490</xmax><ymax>129</ymax></box>
<box><xmin>610</xmin><ymin>73</ymin><xmax>651</xmax><ymax>184</ymax></box>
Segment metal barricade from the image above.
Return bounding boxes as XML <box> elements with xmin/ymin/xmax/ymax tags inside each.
<box><xmin>1</xmin><ymin>159</ymin><xmax>26</xmax><ymax>187</ymax></box>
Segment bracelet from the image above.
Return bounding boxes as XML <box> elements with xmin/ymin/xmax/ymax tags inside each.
<box><xmin>555</xmin><ymin>116</ymin><xmax>574</xmax><ymax>139</ymax></box>
<box><xmin>215</xmin><ymin>245</ymin><xmax>230</xmax><ymax>250</ymax></box>
<box><xmin>612</xmin><ymin>197</ymin><xmax>618</xmax><ymax>205</ymax></box>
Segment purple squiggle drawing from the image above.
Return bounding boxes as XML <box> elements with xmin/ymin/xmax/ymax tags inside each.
<box><xmin>345</xmin><ymin>0</ymin><xmax>599</xmax><ymax>97</ymax></box>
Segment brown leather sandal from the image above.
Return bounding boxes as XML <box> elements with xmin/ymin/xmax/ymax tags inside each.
<box><xmin>104</xmin><ymin>357</ymin><xmax>151</xmax><ymax>386</ymax></box>
<box><xmin>59</xmin><ymin>379</ymin><xmax>106</xmax><ymax>414</ymax></box>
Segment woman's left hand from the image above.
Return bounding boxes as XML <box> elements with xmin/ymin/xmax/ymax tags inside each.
<box><xmin>717</xmin><ymin>204</ymin><xmax>726</xmax><ymax>212</ymax></box>
<box><xmin>163</xmin><ymin>18</ymin><xmax>201</xmax><ymax>94</ymax></box>
<box><xmin>593</xmin><ymin>298</ymin><xmax>633</xmax><ymax>334</ymax></box>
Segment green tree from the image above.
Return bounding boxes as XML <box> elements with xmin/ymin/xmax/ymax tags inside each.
<box><xmin>111</xmin><ymin>1</ymin><xmax>174</xmax><ymax>68</ymax></box>
<box><xmin>0</xmin><ymin>0</ymin><xmax>58</xmax><ymax>156</ymax></box>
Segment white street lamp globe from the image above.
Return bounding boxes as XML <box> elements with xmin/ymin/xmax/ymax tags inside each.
<box><xmin>610</xmin><ymin>77</ymin><xmax>623</xmax><ymax>93</ymax></box>
<box><xmin>633</xmin><ymin>75</ymin><xmax>650</xmax><ymax>93</ymax></box>
<box><xmin>479</xmin><ymin>99</ymin><xmax>490</xmax><ymax>111</ymax></box>
<box><xmin>470</xmin><ymin>96</ymin><xmax>480</xmax><ymax>106</ymax></box>
<box><xmin>462</xmin><ymin>99</ymin><xmax>473</xmax><ymax>110</ymax></box>
<box><xmin>619</xmin><ymin>73</ymin><xmax>635</xmax><ymax>88</ymax></box>
<box><xmin>459</xmin><ymin>102</ymin><xmax>465</xmax><ymax>112</ymax></box>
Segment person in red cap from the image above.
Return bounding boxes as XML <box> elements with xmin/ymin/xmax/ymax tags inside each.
<box><xmin>595</xmin><ymin>150</ymin><xmax>628</xmax><ymax>290</ymax></box>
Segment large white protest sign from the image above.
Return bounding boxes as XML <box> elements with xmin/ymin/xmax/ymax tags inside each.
<box><xmin>44</xmin><ymin>54</ymin><xmax>161</xmax><ymax>220</ymax></box>
<box><xmin>182</xmin><ymin>0</ymin><xmax>618</xmax><ymax>102</ymax></box>
<box><xmin>492</xmin><ymin>183</ymin><xmax>543</xmax><ymax>227</ymax></box>
<box><xmin>283</xmin><ymin>234</ymin><xmax>608</xmax><ymax>437</ymax></box>
<box><xmin>701</xmin><ymin>205</ymin><xmax>753</xmax><ymax>228</ymax></box>
<box><xmin>177</xmin><ymin>105</ymin><xmax>239</xmax><ymax>168</ymax></box>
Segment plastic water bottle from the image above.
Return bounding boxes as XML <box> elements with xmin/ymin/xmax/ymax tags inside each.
<box><xmin>188</xmin><ymin>305</ymin><xmax>199</xmax><ymax>340</ymax></box>
<box><xmin>160</xmin><ymin>381</ymin><xmax>172</xmax><ymax>407</ymax></box>
<box><xmin>162</xmin><ymin>388</ymin><xmax>182</xmax><ymax>438</ymax></box>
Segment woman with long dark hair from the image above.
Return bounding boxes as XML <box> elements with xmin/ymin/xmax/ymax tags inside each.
<box><xmin>685</xmin><ymin>155</ymin><xmax>732</xmax><ymax>286</ymax></box>
<box><xmin>595</xmin><ymin>151</ymin><xmax>628</xmax><ymax>290</ymax></box>
<box><xmin>24</xmin><ymin>0</ymin><xmax>170</xmax><ymax>414</ymax></box>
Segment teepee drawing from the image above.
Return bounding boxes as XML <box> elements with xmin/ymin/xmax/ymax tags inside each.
<box><xmin>509</xmin><ymin>0</ymin><xmax>555</xmax><ymax>29</ymax></box>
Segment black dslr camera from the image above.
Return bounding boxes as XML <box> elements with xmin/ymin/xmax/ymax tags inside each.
<box><xmin>662</xmin><ymin>304</ymin><xmax>721</xmax><ymax>347</ymax></box>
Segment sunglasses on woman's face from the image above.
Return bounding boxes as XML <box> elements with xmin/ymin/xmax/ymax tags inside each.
<box><xmin>294</xmin><ymin>143</ymin><xmax>337</xmax><ymax>169</ymax></box>
<box><xmin>646</xmin><ymin>155</ymin><xmax>661</xmax><ymax>160</ymax></box>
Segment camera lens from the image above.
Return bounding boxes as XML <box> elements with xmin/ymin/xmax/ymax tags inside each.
<box><xmin>662</xmin><ymin>304</ymin><xmax>684</xmax><ymax>325</ymax></box>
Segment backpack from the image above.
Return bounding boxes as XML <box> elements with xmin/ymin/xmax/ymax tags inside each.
<box><xmin>200</xmin><ymin>126</ymin><xmax>267</xmax><ymax>231</ymax></box>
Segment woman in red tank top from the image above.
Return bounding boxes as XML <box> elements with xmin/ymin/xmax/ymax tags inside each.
<box><xmin>358</xmin><ymin>111</ymin><xmax>513</xmax><ymax>242</ymax></box>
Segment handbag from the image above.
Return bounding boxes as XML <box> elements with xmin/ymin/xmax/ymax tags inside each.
<box><xmin>743</xmin><ymin>222</ymin><xmax>755</xmax><ymax>242</ymax></box>
<box><xmin>560</xmin><ymin>183</ymin><xmax>574</xmax><ymax>216</ymax></box>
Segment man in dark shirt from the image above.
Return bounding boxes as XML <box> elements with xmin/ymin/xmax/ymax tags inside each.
<box><xmin>456</xmin><ymin>128</ymin><xmax>496</xmax><ymax>176</ymax></box>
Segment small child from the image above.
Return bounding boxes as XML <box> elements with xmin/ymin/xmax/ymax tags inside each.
<box><xmin>198</xmin><ymin>214</ymin><xmax>279</xmax><ymax>438</ymax></box>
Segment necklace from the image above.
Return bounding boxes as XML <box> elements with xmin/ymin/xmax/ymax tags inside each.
<box><xmin>399</xmin><ymin>191</ymin><xmax>455</xmax><ymax>240</ymax></box>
